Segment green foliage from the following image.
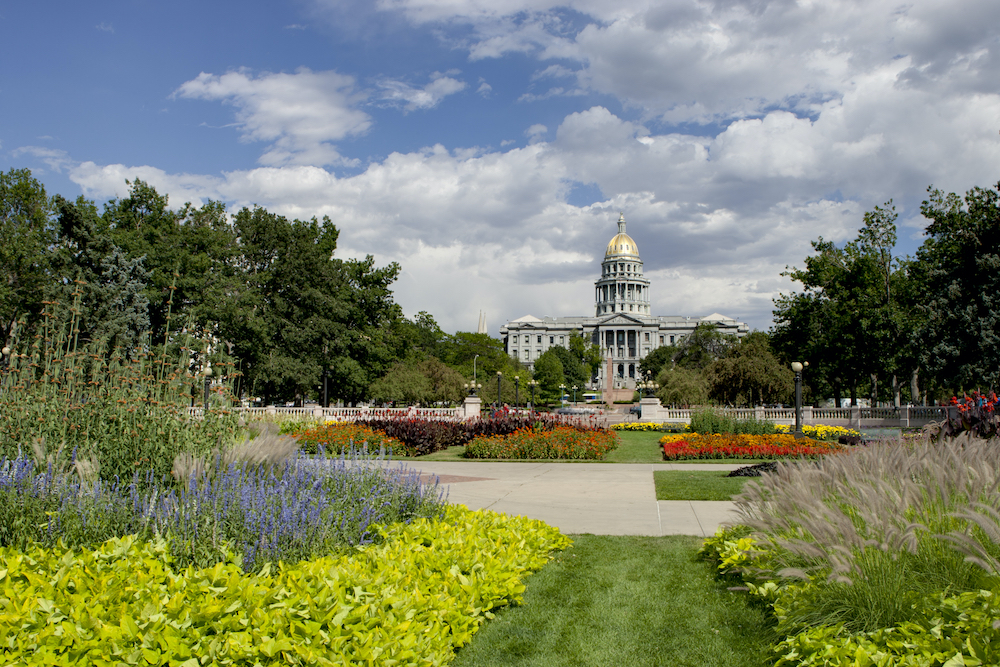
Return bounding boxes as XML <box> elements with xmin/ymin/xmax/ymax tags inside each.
<box><xmin>916</xmin><ymin>182</ymin><xmax>1000</xmax><ymax>392</ymax></box>
<box><xmin>672</xmin><ymin>323</ymin><xmax>735</xmax><ymax>371</ymax></box>
<box><xmin>637</xmin><ymin>345</ymin><xmax>673</xmax><ymax>380</ymax></box>
<box><xmin>0</xmin><ymin>168</ymin><xmax>54</xmax><ymax>339</ymax></box>
<box><xmin>0</xmin><ymin>505</ymin><xmax>571</xmax><ymax>666</ymax></box>
<box><xmin>0</xmin><ymin>299</ymin><xmax>240</xmax><ymax>481</ymax></box>
<box><xmin>707</xmin><ymin>331</ymin><xmax>793</xmax><ymax>406</ymax></box>
<box><xmin>369</xmin><ymin>356</ymin><xmax>466</xmax><ymax>405</ymax></box>
<box><xmin>689</xmin><ymin>408</ymin><xmax>777</xmax><ymax>435</ymax></box>
<box><xmin>655</xmin><ymin>365</ymin><xmax>709</xmax><ymax>406</ymax></box>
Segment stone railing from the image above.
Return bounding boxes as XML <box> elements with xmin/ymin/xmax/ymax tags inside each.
<box><xmin>637</xmin><ymin>399</ymin><xmax>947</xmax><ymax>428</ymax></box>
<box><xmin>188</xmin><ymin>401</ymin><xmax>478</xmax><ymax>421</ymax></box>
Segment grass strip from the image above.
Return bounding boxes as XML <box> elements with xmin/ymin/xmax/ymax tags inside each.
<box><xmin>452</xmin><ymin>535</ymin><xmax>775</xmax><ymax>667</ymax></box>
<box><xmin>655</xmin><ymin>470</ymin><xmax>749</xmax><ymax>501</ymax></box>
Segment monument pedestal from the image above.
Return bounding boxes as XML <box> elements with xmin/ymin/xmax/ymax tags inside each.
<box><xmin>462</xmin><ymin>396</ymin><xmax>482</xmax><ymax>420</ymax></box>
<box><xmin>639</xmin><ymin>396</ymin><xmax>663</xmax><ymax>422</ymax></box>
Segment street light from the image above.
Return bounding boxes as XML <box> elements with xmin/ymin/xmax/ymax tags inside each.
<box><xmin>496</xmin><ymin>371</ymin><xmax>503</xmax><ymax>407</ymax></box>
<box><xmin>514</xmin><ymin>376</ymin><xmax>520</xmax><ymax>408</ymax></box>
<box><xmin>791</xmin><ymin>361</ymin><xmax>808</xmax><ymax>437</ymax></box>
<box><xmin>527</xmin><ymin>379</ymin><xmax>538</xmax><ymax>410</ymax></box>
<box><xmin>322</xmin><ymin>368</ymin><xmax>329</xmax><ymax>408</ymax></box>
<box><xmin>464</xmin><ymin>382</ymin><xmax>482</xmax><ymax>396</ymax></box>
<box><xmin>572</xmin><ymin>385</ymin><xmax>578</xmax><ymax>404</ymax></box>
<box><xmin>559</xmin><ymin>383</ymin><xmax>566</xmax><ymax>404</ymax></box>
<box><xmin>473</xmin><ymin>354</ymin><xmax>480</xmax><ymax>383</ymax></box>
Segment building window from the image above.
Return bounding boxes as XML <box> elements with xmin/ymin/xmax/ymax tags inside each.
<box><xmin>537</xmin><ymin>335</ymin><xmax>542</xmax><ymax>343</ymax></box>
<box><xmin>549</xmin><ymin>336</ymin><xmax>554</xmax><ymax>344</ymax></box>
<box><xmin>629</xmin><ymin>305</ymin><xmax>634</xmax><ymax>312</ymax></box>
<box><xmin>629</xmin><ymin>364</ymin><xmax>635</xmax><ymax>378</ymax></box>
<box><xmin>536</xmin><ymin>348</ymin><xmax>542</xmax><ymax>358</ymax></box>
<box><xmin>523</xmin><ymin>349</ymin><xmax>529</xmax><ymax>360</ymax></box>
<box><xmin>670</xmin><ymin>335</ymin><xmax>675</xmax><ymax>344</ymax></box>
<box><xmin>644</xmin><ymin>332</ymin><xmax>649</xmax><ymax>342</ymax></box>
<box><xmin>513</xmin><ymin>349</ymin><xmax>518</xmax><ymax>357</ymax></box>
<box><xmin>513</xmin><ymin>335</ymin><xmax>518</xmax><ymax>343</ymax></box>
<box><xmin>559</xmin><ymin>336</ymin><xmax>564</xmax><ymax>344</ymax></box>
<box><xmin>659</xmin><ymin>335</ymin><xmax>664</xmax><ymax>345</ymax></box>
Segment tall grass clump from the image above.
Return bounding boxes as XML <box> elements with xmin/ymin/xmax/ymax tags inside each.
<box><xmin>690</xmin><ymin>407</ymin><xmax>777</xmax><ymax>435</ymax></box>
<box><xmin>733</xmin><ymin>436</ymin><xmax>1000</xmax><ymax>633</ymax></box>
<box><xmin>0</xmin><ymin>292</ymin><xmax>241</xmax><ymax>481</ymax></box>
<box><xmin>0</xmin><ymin>444</ymin><xmax>443</xmax><ymax>572</ymax></box>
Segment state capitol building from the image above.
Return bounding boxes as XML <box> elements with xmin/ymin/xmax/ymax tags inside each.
<box><xmin>500</xmin><ymin>214</ymin><xmax>748</xmax><ymax>392</ymax></box>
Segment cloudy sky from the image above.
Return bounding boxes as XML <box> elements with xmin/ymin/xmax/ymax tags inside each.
<box><xmin>3</xmin><ymin>0</ymin><xmax>999</xmax><ymax>334</ymax></box>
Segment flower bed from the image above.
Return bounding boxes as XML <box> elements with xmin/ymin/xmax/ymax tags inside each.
<box><xmin>611</xmin><ymin>422</ymin><xmax>689</xmax><ymax>432</ymax></box>
<box><xmin>0</xmin><ymin>505</ymin><xmax>571</xmax><ymax>666</ymax></box>
<box><xmin>659</xmin><ymin>433</ymin><xmax>842</xmax><ymax>460</ymax></box>
<box><xmin>465</xmin><ymin>426</ymin><xmax>618</xmax><ymax>460</ymax></box>
<box><xmin>294</xmin><ymin>421</ymin><xmax>402</xmax><ymax>454</ymax></box>
<box><xmin>773</xmin><ymin>424</ymin><xmax>860</xmax><ymax>441</ymax></box>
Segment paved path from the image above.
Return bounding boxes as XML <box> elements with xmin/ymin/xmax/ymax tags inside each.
<box><xmin>400</xmin><ymin>461</ymin><xmax>746</xmax><ymax>537</ymax></box>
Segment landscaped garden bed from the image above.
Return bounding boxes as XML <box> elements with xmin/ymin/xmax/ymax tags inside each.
<box><xmin>700</xmin><ymin>433</ymin><xmax>1000</xmax><ymax>666</ymax></box>
<box><xmin>660</xmin><ymin>433</ymin><xmax>843</xmax><ymax>460</ymax></box>
<box><xmin>0</xmin><ymin>505</ymin><xmax>570</xmax><ymax>666</ymax></box>
<box><xmin>464</xmin><ymin>425</ymin><xmax>618</xmax><ymax>460</ymax></box>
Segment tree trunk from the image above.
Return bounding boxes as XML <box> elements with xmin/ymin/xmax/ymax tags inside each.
<box><xmin>871</xmin><ymin>373</ymin><xmax>878</xmax><ymax>408</ymax></box>
<box><xmin>910</xmin><ymin>368</ymin><xmax>921</xmax><ymax>406</ymax></box>
<box><xmin>892</xmin><ymin>374</ymin><xmax>900</xmax><ymax>408</ymax></box>
<box><xmin>834</xmin><ymin>377</ymin><xmax>842</xmax><ymax>408</ymax></box>
<box><xmin>850</xmin><ymin>384</ymin><xmax>857</xmax><ymax>407</ymax></box>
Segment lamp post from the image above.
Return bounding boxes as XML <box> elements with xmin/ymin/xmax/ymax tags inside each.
<box><xmin>203</xmin><ymin>365</ymin><xmax>213</xmax><ymax>411</ymax></box>
<box><xmin>464</xmin><ymin>382</ymin><xmax>481</xmax><ymax>396</ymax></box>
<box><xmin>322</xmin><ymin>368</ymin><xmax>329</xmax><ymax>408</ymax></box>
<box><xmin>791</xmin><ymin>361</ymin><xmax>807</xmax><ymax>438</ymax></box>
<box><xmin>527</xmin><ymin>379</ymin><xmax>538</xmax><ymax>410</ymax></box>
<box><xmin>514</xmin><ymin>376</ymin><xmax>520</xmax><ymax>408</ymax></box>
<box><xmin>473</xmin><ymin>354</ymin><xmax>479</xmax><ymax>383</ymax></box>
<box><xmin>572</xmin><ymin>385</ymin><xmax>578</xmax><ymax>404</ymax></box>
<box><xmin>559</xmin><ymin>383</ymin><xmax>566</xmax><ymax>404</ymax></box>
<box><xmin>496</xmin><ymin>371</ymin><xmax>503</xmax><ymax>408</ymax></box>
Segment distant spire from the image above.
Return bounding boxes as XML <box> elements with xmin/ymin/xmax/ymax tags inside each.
<box><xmin>477</xmin><ymin>311</ymin><xmax>487</xmax><ymax>334</ymax></box>
<box><xmin>617</xmin><ymin>212</ymin><xmax>626</xmax><ymax>234</ymax></box>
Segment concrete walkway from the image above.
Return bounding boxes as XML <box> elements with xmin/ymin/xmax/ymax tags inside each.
<box><xmin>400</xmin><ymin>461</ymin><xmax>746</xmax><ymax>537</ymax></box>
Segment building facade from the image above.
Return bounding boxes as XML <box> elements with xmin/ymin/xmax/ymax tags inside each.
<box><xmin>499</xmin><ymin>214</ymin><xmax>748</xmax><ymax>390</ymax></box>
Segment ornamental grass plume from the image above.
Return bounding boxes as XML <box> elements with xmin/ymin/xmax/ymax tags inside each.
<box><xmin>733</xmin><ymin>434</ymin><xmax>1000</xmax><ymax>632</ymax></box>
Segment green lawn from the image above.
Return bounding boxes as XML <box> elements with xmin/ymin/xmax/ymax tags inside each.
<box><xmin>655</xmin><ymin>470</ymin><xmax>749</xmax><ymax>501</ymax></box>
<box><xmin>452</xmin><ymin>535</ymin><xmax>775</xmax><ymax>667</ymax></box>
<box><xmin>602</xmin><ymin>430</ymin><xmax>664</xmax><ymax>462</ymax></box>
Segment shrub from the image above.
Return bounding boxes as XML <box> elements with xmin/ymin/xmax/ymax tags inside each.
<box><xmin>660</xmin><ymin>433</ymin><xmax>840</xmax><ymax>460</ymax></box>
<box><xmin>690</xmin><ymin>408</ymin><xmax>778</xmax><ymax>435</ymax></box>
<box><xmin>0</xmin><ymin>505</ymin><xmax>571</xmax><ymax>666</ymax></box>
<box><xmin>465</xmin><ymin>425</ymin><xmax>618</xmax><ymax>459</ymax></box>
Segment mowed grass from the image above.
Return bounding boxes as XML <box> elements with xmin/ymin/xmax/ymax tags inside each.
<box><xmin>452</xmin><ymin>535</ymin><xmax>775</xmax><ymax>667</ymax></box>
<box><xmin>655</xmin><ymin>470</ymin><xmax>749</xmax><ymax>500</ymax></box>
<box><xmin>603</xmin><ymin>430</ymin><xmax>664</xmax><ymax>462</ymax></box>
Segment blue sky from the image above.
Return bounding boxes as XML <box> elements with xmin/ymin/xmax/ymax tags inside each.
<box><xmin>3</xmin><ymin>0</ymin><xmax>999</xmax><ymax>334</ymax></box>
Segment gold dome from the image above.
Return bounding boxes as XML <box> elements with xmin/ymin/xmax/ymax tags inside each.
<box><xmin>604</xmin><ymin>213</ymin><xmax>639</xmax><ymax>258</ymax></box>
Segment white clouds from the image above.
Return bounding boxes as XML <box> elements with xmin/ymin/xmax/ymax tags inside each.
<box><xmin>174</xmin><ymin>68</ymin><xmax>371</xmax><ymax>166</ymax></box>
<box><xmin>377</xmin><ymin>71</ymin><xmax>467</xmax><ymax>111</ymax></box>
<box><xmin>95</xmin><ymin>22</ymin><xmax>114</xmax><ymax>33</ymax></box>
